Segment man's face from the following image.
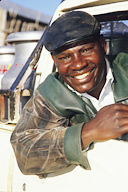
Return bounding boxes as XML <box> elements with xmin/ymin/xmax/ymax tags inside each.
<box><xmin>52</xmin><ymin>37</ymin><xmax>107</xmax><ymax>96</ymax></box>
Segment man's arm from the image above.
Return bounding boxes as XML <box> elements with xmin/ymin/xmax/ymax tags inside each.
<box><xmin>10</xmin><ymin>90</ymin><xmax>71</xmax><ymax>175</ymax></box>
<box><xmin>11</xmin><ymin>89</ymin><xmax>91</xmax><ymax>176</ymax></box>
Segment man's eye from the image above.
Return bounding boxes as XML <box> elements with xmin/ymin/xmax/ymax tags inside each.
<box><xmin>58</xmin><ymin>56</ymin><xmax>70</xmax><ymax>61</ymax></box>
<box><xmin>82</xmin><ymin>47</ymin><xmax>93</xmax><ymax>53</ymax></box>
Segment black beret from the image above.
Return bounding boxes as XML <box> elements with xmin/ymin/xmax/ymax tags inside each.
<box><xmin>42</xmin><ymin>11</ymin><xmax>101</xmax><ymax>54</ymax></box>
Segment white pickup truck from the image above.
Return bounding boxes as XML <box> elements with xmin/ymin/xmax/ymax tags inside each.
<box><xmin>0</xmin><ymin>0</ymin><xmax>128</xmax><ymax>191</ymax></box>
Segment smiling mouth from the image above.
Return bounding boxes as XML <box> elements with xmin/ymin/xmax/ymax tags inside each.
<box><xmin>74</xmin><ymin>71</ymin><xmax>91</xmax><ymax>80</ymax></box>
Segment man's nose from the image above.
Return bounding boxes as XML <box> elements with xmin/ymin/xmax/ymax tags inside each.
<box><xmin>72</xmin><ymin>53</ymin><xmax>87</xmax><ymax>69</ymax></box>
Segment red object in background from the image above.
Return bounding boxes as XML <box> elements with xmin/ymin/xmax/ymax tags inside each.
<box><xmin>0</xmin><ymin>95</ymin><xmax>5</xmax><ymax>120</ymax></box>
<box><xmin>0</xmin><ymin>65</ymin><xmax>9</xmax><ymax>74</ymax></box>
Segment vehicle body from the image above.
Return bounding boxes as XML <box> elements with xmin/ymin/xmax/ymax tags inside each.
<box><xmin>0</xmin><ymin>0</ymin><xmax>128</xmax><ymax>191</ymax></box>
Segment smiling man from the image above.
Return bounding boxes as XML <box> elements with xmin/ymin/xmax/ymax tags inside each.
<box><xmin>51</xmin><ymin>36</ymin><xmax>106</xmax><ymax>98</ymax></box>
<box><xmin>11</xmin><ymin>11</ymin><xmax>128</xmax><ymax>180</ymax></box>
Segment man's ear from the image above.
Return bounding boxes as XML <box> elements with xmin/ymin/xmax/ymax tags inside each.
<box><xmin>51</xmin><ymin>54</ymin><xmax>56</xmax><ymax>66</ymax></box>
<box><xmin>99</xmin><ymin>35</ymin><xmax>107</xmax><ymax>54</ymax></box>
<box><xmin>51</xmin><ymin>54</ymin><xmax>54</xmax><ymax>60</ymax></box>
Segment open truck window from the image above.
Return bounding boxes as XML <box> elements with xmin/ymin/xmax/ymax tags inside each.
<box><xmin>96</xmin><ymin>11</ymin><xmax>128</xmax><ymax>61</ymax></box>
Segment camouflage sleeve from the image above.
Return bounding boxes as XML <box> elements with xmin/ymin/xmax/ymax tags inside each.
<box><xmin>10</xmin><ymin>89</ymin><xmax>70</xmax><ymax>176</ymax></box>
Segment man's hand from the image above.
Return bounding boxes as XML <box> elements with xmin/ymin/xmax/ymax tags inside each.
<box><xmin>81</xmin><ymin>103</ymin><xmax>128</xmax><ymax>149</ymax></box>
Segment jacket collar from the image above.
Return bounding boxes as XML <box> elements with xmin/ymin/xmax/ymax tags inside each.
<box><xmin>111</xmin><ymin>53</ymin><xmax>128</xmax><ymax>102</ymax></box>
<box><xmin>38</xmin><ymin>72</ymin><xmax>97</xmax><ymax>121</ymax></box>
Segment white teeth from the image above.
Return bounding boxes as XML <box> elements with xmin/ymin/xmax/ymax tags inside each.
<box><xmin>75</xmin><ymin>72</ymin><xmax>90</xmax><ymax>80</ymax></box>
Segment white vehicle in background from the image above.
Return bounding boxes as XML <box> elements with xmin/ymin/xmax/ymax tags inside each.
<box><xmin>0</xmin><ymin>0</ymin><xmax>128</xmax><ymax>191</ymax></box>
